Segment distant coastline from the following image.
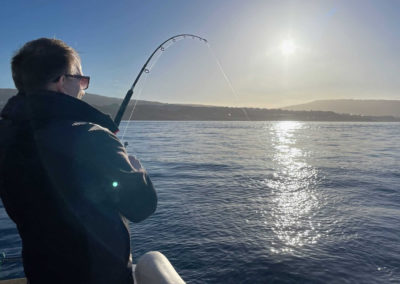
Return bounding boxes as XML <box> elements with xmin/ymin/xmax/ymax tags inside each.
<box><xmin>284</xmin><ymin>99</ymin><xmax>400</xmax><ymax>118</ymax></box>
<box><xmin>1</xmin><ymin>88</ymin><xmax>399</xmax><ymax>122</ymax></box>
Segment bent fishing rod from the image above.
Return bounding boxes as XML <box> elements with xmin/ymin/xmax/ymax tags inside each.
<box><xmin>113</xmin><ymin>34</ymin><xmax>208</xmax><ymax>127</ymax></box>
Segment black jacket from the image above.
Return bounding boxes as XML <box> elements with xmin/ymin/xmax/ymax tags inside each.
<box><xmin>0</xmin><ymin>91</ymin><xmax>157</xmax><ymax>284</ymax></box>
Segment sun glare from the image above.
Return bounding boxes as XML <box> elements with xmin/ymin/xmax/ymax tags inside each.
<box><xmin>281</xmin><ymin>39</ymin><xmax>296</xmax><ymax>56</ymax></box>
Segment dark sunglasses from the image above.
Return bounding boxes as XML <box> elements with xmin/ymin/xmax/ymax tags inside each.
<box><xmin>64</xmin><ymin>74</ymin><xmax>90</xmax><ymax>90</ymax></box>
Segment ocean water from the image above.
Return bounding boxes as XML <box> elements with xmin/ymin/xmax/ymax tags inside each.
<box><xmin>1</xmin><ymin>121</ymin><xmax>400</xmax><ymax>283</ymax></box>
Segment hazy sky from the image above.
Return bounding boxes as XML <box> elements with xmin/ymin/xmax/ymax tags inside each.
<box><xmin>1</xmin><ymin>0</ymin><xmax>400</xmax><ymax>108</ymax></box>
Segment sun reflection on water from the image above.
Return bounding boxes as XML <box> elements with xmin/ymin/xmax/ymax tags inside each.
<box><xmin>266</xmin><ymin>121</ymin><xmax>321</xmax><ymax>254</ymax></box>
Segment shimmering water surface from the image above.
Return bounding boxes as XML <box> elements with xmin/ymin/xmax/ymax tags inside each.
<box><xmin>1</xmin><ymin>121</ymin><xmax>400</xmax><ymax>283</ymax></box>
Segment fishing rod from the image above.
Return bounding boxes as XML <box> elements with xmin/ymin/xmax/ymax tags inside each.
<box><xmin>113</xmin><ymin>34</ymin><xmax>208</xmax><ymax>127</ymax></box>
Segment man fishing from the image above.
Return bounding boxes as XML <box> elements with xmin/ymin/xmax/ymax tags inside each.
<box><xmin>0</xmin><ymin>38</ymin><xmax>157</xmax><ymax>283</ymax></box>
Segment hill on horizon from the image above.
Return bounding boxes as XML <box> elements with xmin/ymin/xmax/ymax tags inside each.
<box><xmin>1</xmin><ymin>88</ymin><xmax>399</xmax><ymax>122</ymax></box>
<box><xmin>283</xmin><ymin>99</ymin><xmax>400</xmax><ymax>117</ymax></box>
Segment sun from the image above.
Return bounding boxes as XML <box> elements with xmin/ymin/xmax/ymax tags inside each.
<box><xmin>281</xmin><ymin>39</ymin><xmax>297</xmax><ymax>56</ymax></box>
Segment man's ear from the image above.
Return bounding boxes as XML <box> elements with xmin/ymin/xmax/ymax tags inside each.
<box><xmin>54</xmin><ymin>75</ymin><xmax>65</xmax><ymax>93</ymax></box>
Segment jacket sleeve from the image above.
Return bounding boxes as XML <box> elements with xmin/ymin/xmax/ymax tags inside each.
<box><xmin>34</xmin><ymin>122</ymin><xmax>157</xmax><ymax>223</ymax></box>
<box><xmin>81</xmin><ymin>124</ymin><xmax>158</xmax><ymax>223</ymax></box>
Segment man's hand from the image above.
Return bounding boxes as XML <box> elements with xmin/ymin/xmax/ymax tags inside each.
<box><xmin>128</xmin><ymin>155</ymin><xmax>144</xmax><ymax>172</ymax></box>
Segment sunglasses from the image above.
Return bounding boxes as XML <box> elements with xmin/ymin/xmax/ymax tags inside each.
<box><xmin>64</xmin><ymin>74</ymin><xmax>90</xmax><ymax>90</ymax></box>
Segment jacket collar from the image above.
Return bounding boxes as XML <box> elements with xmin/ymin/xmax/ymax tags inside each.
<box><xmin>1</xmin><ymin>90</ymin><xmax>119</xmax><ymax>133</ymax></box>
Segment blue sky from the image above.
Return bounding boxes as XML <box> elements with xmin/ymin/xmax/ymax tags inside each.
<box><xmin>1</xmin><ymin>0</ymin><xmax>400</xmax><ymax>107</ymax></box>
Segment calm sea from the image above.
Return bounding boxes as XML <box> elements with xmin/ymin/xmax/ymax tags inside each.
<box><xmin>1</xmin><ymin>121</ymin><xmax>400</xmax><ymax>283</ymax></box>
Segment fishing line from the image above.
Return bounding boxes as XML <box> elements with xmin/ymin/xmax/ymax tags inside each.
<box><xmin>119</xmin><ymin>70</ymin><xmax>149</xmax><ymax>144</ymax></box>
<box><xmin>205</xmin><ymin>43</ymin><xmax>251</xmax><ymax>121</ymax></box>
<box><xmin>119</xmin><ymin>50</ymin><xmax>165</xmax><ymax>143</ymax></box>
